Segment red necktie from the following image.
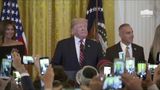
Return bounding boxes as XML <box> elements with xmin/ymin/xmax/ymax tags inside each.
<box><xmin>79</xmin><ymin>40</ymin><xmax>84</xmax><ymax>66</ymax></box>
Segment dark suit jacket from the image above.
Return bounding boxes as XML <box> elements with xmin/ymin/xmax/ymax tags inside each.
<box><xmin>52</xmin><ymin>37</ymin><xmax>104</xmax><ymax>71</ymax></box>
<box><xmin>105</xmin><ymin>42</ymin><xmax>145</xmax><ymax>64</ymax></box>
<box><xmin>148</xmin><ymin>51</ymin><xmax>159</xmax><ymax>64</ymax></box>
<box><xmin>21</xmin><ymin>76</ymin><xmax>35</xmax><ymax>90</ymax></box>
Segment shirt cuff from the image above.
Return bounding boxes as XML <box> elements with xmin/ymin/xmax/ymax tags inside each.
<box><xmin>20</xmin><ymin>72</ymin><xmax>30</xmax><ymax>77</ymax></box>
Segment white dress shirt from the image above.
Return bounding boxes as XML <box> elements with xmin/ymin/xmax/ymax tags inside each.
<box><xmin>74</xmin><ymin>36</ymin><xmax>86</xmax><ymax>63</ymax></box>
<box><xmin>120</xmin><ymin>42</ymin><xmax>133</xmax><ymax>58</ymax></box>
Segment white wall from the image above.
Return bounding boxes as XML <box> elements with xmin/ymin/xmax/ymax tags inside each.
<box><xmin>114</xmin><ymin>0</ymin><xmax>160</xmax><ymax>60</ymax></box>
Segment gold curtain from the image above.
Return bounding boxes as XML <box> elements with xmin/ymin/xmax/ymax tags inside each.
<box><xmin>0</xmin><ymin>0</ymin><xmax>114</xmax><ymax>80</ymax></box>
<box><xmin>0</xmin><ymin>0</ymin><xmax>114</xmax><ymax>78</ymax></box>
<box><xmin>17</xmin><ymin>0</ymin><xmax>90</xmax><ymax>58</ymax></box>
<box><xmin>0</xmin><ymin>0</ymin><xmax>114</xmax><ymax>58</ymax></box>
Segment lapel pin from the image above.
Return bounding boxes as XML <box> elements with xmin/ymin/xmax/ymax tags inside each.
<box><xmin>87</xmin><ymin>45</ymin><xmax>90</xmax><ymax>48</ymax></box>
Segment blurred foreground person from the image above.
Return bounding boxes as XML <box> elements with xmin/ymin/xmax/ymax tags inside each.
<box><xmin>12</xmin><ymin>51</ymin><xmax>35</xmax><ymax>90</ymax></box>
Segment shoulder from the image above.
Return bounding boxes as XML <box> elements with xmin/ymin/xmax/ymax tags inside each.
<box><xmin>56</xmin><ymin>37</ymin><xmax>74</xmax><ymax>48</ymax></box>
<box><xmin>58</xmin><ymin>37</ymin><xmax>73</xmax><ymax>44</ymax></box>
<box><xmin>86</xmin><ymin>38</ymin><xmax>98</xmax><ymax>44</ymax></box>
<box><xmin>106</xmin><ymin>43</ymin><xmax>120</xmax><ymax>51</ymax></box>
<box><xmin>132</xmin><ymin>43</ymin><xmax>143</xmax><ymax>49</ymax></box>
<box><xmin>1</xmin><ymin>40</ymin><xmax>23</xmax><ymax>46</ymax></box>
<box><xmin>85</xmin><ymin>39</ymin><xmax>102</xmax><ymax>48</ymax></box>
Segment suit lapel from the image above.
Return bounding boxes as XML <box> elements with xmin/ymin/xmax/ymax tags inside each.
<box><xmin>132</xmin><ymin>44</ymin><xmax>137</xmax><ymax>58</ymax></box>
<box><xmin>117</xmin><ymin>42</ymin><xmax>123</xmax><ymax>52</ymax></box>
<box><xmin>70</xmin><ymin>37</ymin><xmax>79</xmax><ymax>62</ymax></box>
<box><xmin>116</xmin><ymin>42</ymin><xmax>123</xmax><ymax>58</ymax></box>
<box><xmin>84</xmin><ymin>39</ymin><xmax>88</xmax><ymax>52</ymax></box>
<box><xmin>84</xmin><ymin>39</ymin><xmax>92</xmax><ymax>56</ymax></box>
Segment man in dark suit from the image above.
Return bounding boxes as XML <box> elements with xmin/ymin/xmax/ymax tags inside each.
<box><xmin>52</xmin><ymin>18</ymin><xmax>104</xmax><ymax>80</ymax></box>
<box><xmin>106</xmin><ymin>23</ymin><xmax>145</xmax><ymax>64</ymax></box>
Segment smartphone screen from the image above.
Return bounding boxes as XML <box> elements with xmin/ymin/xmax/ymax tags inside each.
<box><xmin>118</xmin><ymin>52</ymin><xmax>125</xmax><ymax>61</ymax></box>
<box><xmin>114</xmin><ymin>59</ymin><xmax>124</xmax><ymax>75</ymax></box>
<box><xmin>23</xmin><ymin>56</ymin><xmax>34</xmax><ymax>64</ymax></box>
<box><xmin>125</xmin><ymin>58</ymin><xmax>135</xmax><ymax>74</ymax></box>
<box><xmin>13</xmin><ymin>71</ymin><xmax>21</xmax><ymax>84</ymax></box>
<box><xmin>137</xmin><ymin>63</ymin><xmax>146</xmax><ymax>79</ymax></box>
<box><xmin>0</xmin><ymin>59</ymin><xmax>12</xmax><ymax>78</ymax></box>
<box><xmin>6</xmin><ymin>54</ymin><xmax>12</xmax><ymax>60</ymax></box>
<box><xmin>103</xmin><ymin>75</ymin><xmax>122</xmax><ymax>90</ymax></box>
<box><xmin>39</xmin><ymin>57</ymin><xmax>50</xmax><ymax>75</ymax></box>
<box><xmin>148</xmin><ymin>64</ymin><xmax>158</xmax><ymax>74</ymax></box>
<box><xmin>104</xmin><ymin>66</ymin><xmax>111</xmax><ymax>76</ymax></box>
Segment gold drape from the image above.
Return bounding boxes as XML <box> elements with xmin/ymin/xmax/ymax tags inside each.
<box><xmin>103</xmin><ymin>0</ymin><xmax>115</xmax><ymax>46</ymax></box>
<box><xmin>0</xmin><ymin>0</ymin><xmax>114</xmax><ymax>78</ymax></box>
<box><xmin>0</xmin><ymin>0</ymin><xmax>114</xmax><ymax>58</ymax></box>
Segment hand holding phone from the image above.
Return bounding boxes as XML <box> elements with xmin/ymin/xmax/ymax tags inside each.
<box><xmin>6</xmin><ymin>55</ymin><xmax>12</xmax><ymax>60</ymax></box>
<box><xmin>23</xmin><ymin>56</ymin><xmax>34</xmax><ymax>64</ymax></box>
<box><xmin>137</xmin><ymin>63</ymin><xmax>146</xmax><ymax>79</ymax></box>
<box><xmin>104</xmin><ymin>66</ymin><xmax>111</xmax><ymax>76</ymax></box>
<box><xmin>39</xmin><ymin>57</ymin><xmax>50</xmax><ymax>75</ymax></box>
<box><xmin>125</xmin><ymin>58</ymin><xmax>135</xmax><ymax>74</ymax></box>
<box><xmin>0</xmin><ymin>59</ymin><xmax>12</xmax><ymax>79</ymax></box>
<box><xmin>148</xmin><ymin>64</ymin><xmax>158</xmax><ymax>74</ymax></box>
<box><xmin>103</xmin><ymin>75</ymin><xmax>122</xmax><ymax>90</ymax></box>
<box><xmin>13</xmin><ymin>71</ymin><xmax>21</xmax><ymax>84</ymax></box>
<box><xmin>114</xmin><ymin>59</ymin><xmax>124</xmax><ymax>75</ymax></box>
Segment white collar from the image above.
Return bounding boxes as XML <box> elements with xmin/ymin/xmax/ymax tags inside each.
<box><xmin>74</xmin><ymin>36</ymin><xmax>86</xmax><ymax>44</ymax></box>
<box><xmin>120</xmin><ymin>42</ymin><xmax>132</xmax><ymax>48</ymax></box>
<box><xmin>120</xmin><ymin>42</ymin><xmax>132</xmax><ymax>53</ymax></box>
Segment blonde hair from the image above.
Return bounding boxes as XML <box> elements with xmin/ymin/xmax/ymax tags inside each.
<box><xmin>71</xmin><ymin>18</ymin><xmax>88</xmax><ymax>35</ymax></box>
<box><xmin>71</xmin><ymin>18</ymin><xmax>88</xmax><ymax>29</ymax></box>
<box><xmin>151</xmin><ymin>24</ymin><xmax>160</xmax><ymax>62</ymax></box>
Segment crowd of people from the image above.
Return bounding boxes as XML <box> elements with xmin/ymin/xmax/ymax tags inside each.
<box><xmin>0</xmin><ymin>18</ymin><xmax>159</xmax><ymax>90</ymax></box>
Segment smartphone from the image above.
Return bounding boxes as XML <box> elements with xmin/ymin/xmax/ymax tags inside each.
<box><xmin>125</xmin><ymin>58</ymin><xmax>135</xmax><ymax>74</ymax></box>
<box><xmin>114</xmin><ymin>59</ymin><xmax>124</xmax><ymax>75</ymax></box>
<box><xmin>104</xmin><ymin>66</ymin><xmax>111</xmax><ymax>76</ymax></box>
<box><xmin>13</xmin><ymin>71</ymin><xmax>21</xmax><ymax>84</ymax></box>
<box><xmin>137</xmin><ymin>63</ymin><xmax>146</xmax><ymax>79</ymax></box>
<box><xmin>6</xmin><ymin>54</ymin><xmax>12</xmax><ymax>60</ymax></box>
<box><xmin>0</xmin><ymin>59</ymin><xmax>12</xmax><ymax>79</ymax></box>
<box><xmin>118</xmin><ymin>52</ymin><xmax>125</xmax><ymax>61</ymax></box>
<box><xmin>103</xmin><ymin>75</ymin><xmax>122</xmax><ymax>90</ymax></box>
<box><xmin>39</xmin><ymin>57</ymin><xmax>50</xmax><ymax>75</ymax></box>
<box><xmin>148</xmin><ymin>64</ymin><xmax>158</xmax><ymax>74</ymax></box>
<box><xmin>23</xmin><ymin>56</ymin><xmax>34</xmax><ymax>64</ymax></box>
